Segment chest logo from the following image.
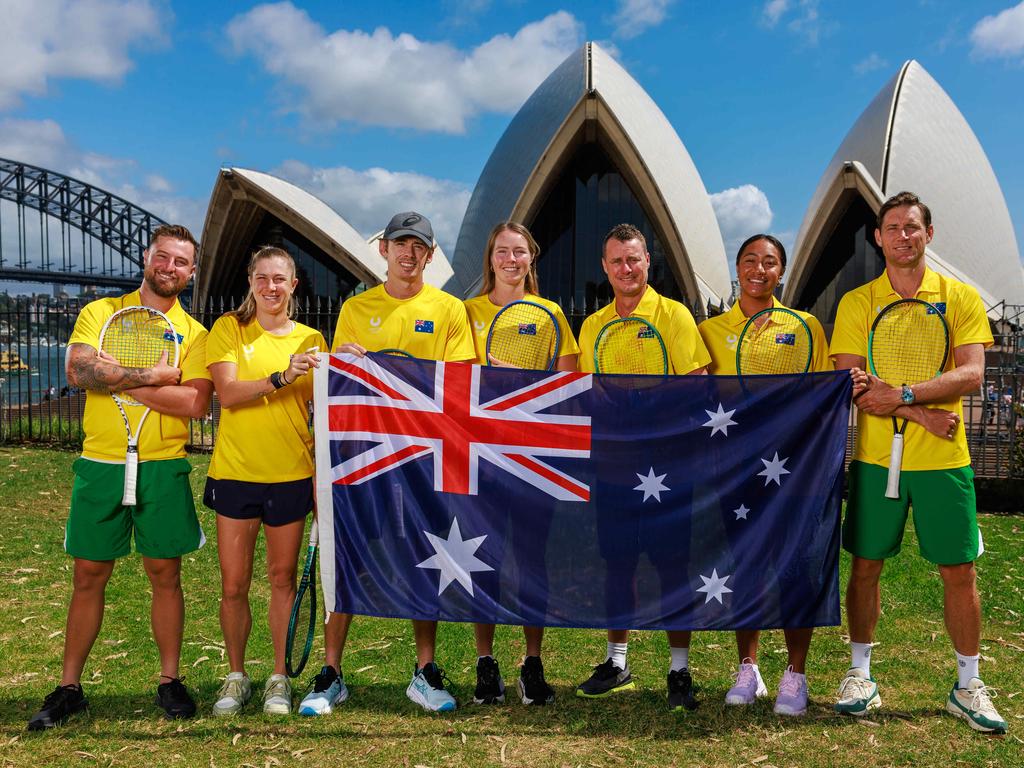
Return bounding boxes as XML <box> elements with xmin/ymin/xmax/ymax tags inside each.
<box><xmin>474</xmin><ymin>320</ymin><xmax>486</xmax><ymax>335</ymax></box>
<box><xmin>415</xmin><ymin>319</ymin><xmax>434</xmax><ymax>334</ymax></box>
<box><xmin>242</xmin><ymin>343</ymin><xmax>255</xmax><ymax>361</ymax></box>
<box><xmin>369</xmin><ymin>316</ymin><xmax>382</xmax><ymax>333</ymax></box>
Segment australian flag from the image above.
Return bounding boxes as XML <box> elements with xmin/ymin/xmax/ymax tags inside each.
<box><xmin>314</xmin><ymin>354</ymin><xmax>851</xmax><ymax>630</ymax></box>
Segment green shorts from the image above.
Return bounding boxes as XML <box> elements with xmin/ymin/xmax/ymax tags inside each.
<box><xmin>843</xmin><ymin>460</ymin><xmax>982</xmax><ymax>565</ymax></box>
<box><xmin>65</xmin><ymin>457</ymin><xmax>205</xmax><ymax>560</ymax></box>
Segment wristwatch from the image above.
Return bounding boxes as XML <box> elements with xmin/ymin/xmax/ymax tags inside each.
<box><xmin>901</xmin><ymin>384</ymin><xmax>915</xmax><ymax>404</ymax></box>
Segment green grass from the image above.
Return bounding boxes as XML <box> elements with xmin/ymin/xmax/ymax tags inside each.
<box><xmin>0</xmin><ymin>445</ymin><xmax>1021</xmax><ymax>767</ymax></box>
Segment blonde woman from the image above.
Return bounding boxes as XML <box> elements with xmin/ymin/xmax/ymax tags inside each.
<box><xmin>204</xmin><ymin>246</ymin><xmax>325</xmax><ymax>716</ymax></box>
<box><xmin>463</xmin><ymin>222</ymin><xmax>579</xmax><ymax>705</ymax></box>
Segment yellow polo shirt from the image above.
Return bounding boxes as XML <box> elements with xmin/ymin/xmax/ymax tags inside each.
<box><xmin>206</xmin><ymin>315</ymin><xmax>326</xmax><ymax>482</ymax></box>
<box><xmin>698</xmin><ymin>299</ymin><xmax>831</xmax><ymax>375</ymax></box>
<box><xmin>463</xmin><ymin>294</ymin><xmax>580</xmax><ymax>366</ymax></box>
<box><xmin>68</xmin><ymin>290</ymin><xmax>211</xmax><ymax>462</ymax></box>
<box><xmin>577</xmin><ymin>286</ymin><xmax>710</xmax><ymax>374</ymax></box>
<box><xmin>332</xmin><ymin>283</ymin><xmax>475</xmax><ymax>362</ymax></box>
<box><xmin>830</xmin><ymin>268</ymin><xmax>993</xmax><ymax>470</ymax></box>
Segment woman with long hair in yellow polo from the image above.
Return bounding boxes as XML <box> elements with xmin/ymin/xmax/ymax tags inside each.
<box><xmin>204</xmin><ymin>246</ymin><xmax>325</xmax><ymax>716</ymax></box>
<box><xmin>463</xmin><ymin>221</ymin><xmax>579</xmax><ymax>706</ymax></box>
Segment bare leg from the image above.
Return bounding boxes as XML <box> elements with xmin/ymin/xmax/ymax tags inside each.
<box><xmin>60</xmin><ymin>558</ymin><xmax>115</xmax><ymax>685</ymax></box>
<box><xmin>474</xmin><ymin>623</ymin><xmax>496</xmax><ymax>657</ymax></box>
<box><xmin>938</xmin><ymin>562</ymin><xmax>980</xmax><ymax>656</ymax></box>
<box><xmin>413</xmin><ymin>620</ymin><xmax>437</xmax><ymax>667</ymax></box>
<box><xmin>142</xmin><ymin>556</ymin><xmax>185</xmax><ymax>680</ymax></box>
<box><xmin>323</xmin><ymin>612</ymin><xmax>354</xmax><ymax>670</ymax></box>
<box><xmin>264</xmin><ymin>518</ymin><xmax>305</xmax><ymax>676</ymax></box>
<box><xmin>666</xmin><ymin>630</ymin><xmax>691</xmax><ymax>651</ymax></box>
<box><xmin>523</xmin><ymin>626</ymin><xmax>543</xmax><ymax>658</ymax></box>
<box><xmin>216</xmin><ymin>516</ymin><xmax>260</xmax><ymax>673</ymax></box>
<box><xmin>735</xmin><ymin>629</ymin><xmax>759</xmax><ymax>664</ymax></box>
<box><xmin>846</xmin><ymin>556</ymin><xmax>885</xmax><ymax>643</ymax></box>
<box><xmin>783</xmin><ymin>628</ymin><xmax>813</xmax><ymax>674</ymax></box>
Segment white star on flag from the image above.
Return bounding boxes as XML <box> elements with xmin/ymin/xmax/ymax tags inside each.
<box><xmin>634</xmin><ymin>467</ymin><xmax>670</xmax><ymax>502</ymax></box>
<box><xmin>416</xmin><ymin>517</ymin><xmax>493</xmax><ymax>597</ymax></box>
<box><xmin>702</xmin><ymin>403</ymin><xmax>738</xmax><ymax>437</ymax></box>
<box><xmin>734</xmin><ymin>504</ymin><xmax>750</xmax><ymax>520</ymax></box>
<box><xmin>758</xmin><ymin>452</ymin><xmax>791</xmax><ymax>486</ymax></box>
<box><xmin>696</xmin><ymin>568</ymin><xmax>734</xmax><ymax>605</ymax></box>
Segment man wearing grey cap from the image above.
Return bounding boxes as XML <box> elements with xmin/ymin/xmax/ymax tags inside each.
<box><xmin>299</xmin><ymin>212</ymin><xmax>475</xmax><ymax>715</ymax></box>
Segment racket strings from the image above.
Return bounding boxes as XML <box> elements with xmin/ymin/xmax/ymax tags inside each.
<box><xmin>871</xmin><ymin>304</ymin><xmax>948</xmax><ymax>385</ymax></box>
<box><xmin>488</xmin><ymin>303</ymin><xmax>558</xmax><ymax>369</ymax></box>
<box><xmin>737</xmin><ymin>311</ymin><xmax>812</xmax><ymax>375</ymax></box>
<box><xmin>595</xmin><ymin>320</ymin><xmax>666</xmax><ymax>374</ymax></box>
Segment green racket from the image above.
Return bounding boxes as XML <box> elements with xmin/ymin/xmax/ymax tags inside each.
<box><xmin>736</xmin><ymin>307</ymin><xmax>813</xmax><ymax>376</ymax></box>
<box><xmin>594</xmin><ymin>317</ymin><xmax>668</xmax><ymax>374</ymax></box>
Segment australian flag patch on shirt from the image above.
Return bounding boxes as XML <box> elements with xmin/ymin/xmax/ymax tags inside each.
<box><xmin>775</xmin><ymin>333</ymin><xmax>796</xmax><ymax>345</ymax></box>
<box><xmin>415</xmin><ymin>319</ymin><xmax>434</xmax><ymax>334</ymax></box>
<box><xmin>518</xmin><ymin>323</ymin><xmax>537</xmax><ymax>336</ymax></box>
<box><xmin>926</xmin><ymin>302</ymin><xmax>947</xmax><ymax>315</ymax></box>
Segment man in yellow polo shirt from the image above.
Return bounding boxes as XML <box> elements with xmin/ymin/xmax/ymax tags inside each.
<box><xmin>830</xmin><ymin>191</ymin><xmax>1005</xmax><ymax>734</ymax></box>
<box><xmin>300</xmin><ymin>212</ymin><xmax>475</xmax><ymax>716</ymax></box>
<box><xmin>575</xmin><ymin>223</ymin><xmax>710</xmax><ymax>712</ymax></box>
<box><xmin>28</xmin><ymin>225</ymin><xmax>213</xmax><ymax>731</ymax></box>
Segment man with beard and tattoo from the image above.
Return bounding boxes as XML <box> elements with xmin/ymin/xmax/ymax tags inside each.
<box><xmin>28</xmin><ymin>225</ymin><xmax>213</xmax><ymax>730</ymax></box>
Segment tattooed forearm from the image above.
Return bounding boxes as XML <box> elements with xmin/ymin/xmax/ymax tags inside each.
<box><xmin>67</xmin><ymin>344</ymin><xmax>155</xmax><ymax>393</ymax></box>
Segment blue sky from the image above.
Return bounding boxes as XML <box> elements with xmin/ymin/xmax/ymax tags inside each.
<box><xmin>1</xmin><ymin>0</ymin><xmax>1022</xmax><ymax>279</ymax></box>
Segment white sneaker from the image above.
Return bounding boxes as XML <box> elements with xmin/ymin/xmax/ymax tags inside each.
<box><xmin>212</xmin><ymin>672</ymin><xmax>251</xmax><ymax>716</ymax></box>
<box><xmin>834</xmin><ymin>667</ymin><xmax>880</xmax><ymax>716</ymax></box>
<box><xmin>946</xmin><ymin>677</ymin><xmax>1007</xmax><ymax>733</ymax></box>
<box><xmin>262</xmin><ymin>674</ymin><xmax>292</xmax><ymax>715</ymax></box>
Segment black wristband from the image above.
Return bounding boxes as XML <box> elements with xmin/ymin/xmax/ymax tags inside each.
<box><xmin>270</xmin><ymin>371</ymin><xmax>285</xmax><ymax>389</ymax></box>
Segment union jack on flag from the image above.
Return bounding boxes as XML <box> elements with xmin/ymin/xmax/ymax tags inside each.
<box><xmin>321</xmin><ymin>354</ymin><xmax>593</xmax><ymax>501</ymax></box>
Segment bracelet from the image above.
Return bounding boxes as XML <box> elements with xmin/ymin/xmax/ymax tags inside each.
<box><xmin>281</xmin><ymin>370</ymin><xmax>292</xmax><ymax>386</ymax></box>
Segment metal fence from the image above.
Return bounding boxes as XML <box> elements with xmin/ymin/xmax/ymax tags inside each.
<box><xmin>2</xmin><ymin>296</ymin><xmax>1022</xmax><ymax>477</ymax></box>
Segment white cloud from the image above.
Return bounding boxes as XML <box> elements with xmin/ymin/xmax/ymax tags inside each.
<box><xmin>611</xmin><ymin>0</ymin><xmax>675</xmax><ymax>39</ymax></box>
<box><xmin>273</xmin><ymin>160</ymin><xmax>472</xmax><ymax>255</ymax></box>
<box><xmin>225</xmin><ymin>3</ymin><xmax>582</xmax><ymax>133</ymax></box>
<box><xmin>709</xmin><ymin>184</ymin><xmax>774</xmax><ymax>260</ymax></box>
<box><xmin>0</xmin><ymin>0</ymin><xmax>165</xmax><ymax>110</ymax></box>
<box><xmin>760</xmin><ymin>0</ymin><xmax>831</xmax><ymax>45</ymax></box>
<box><xmin>0</xmin><ymin>117</ymin><xmax>206</xmax><ymax>235</ymax></box>
<box><xmin>854</xmin><ymin>52</ymin><xmax>888</xmax><ymax>74</ymax></box>
<box><xmin>970</xmin><ymin>2</ymin><xmax>1024</xmax><ymax>60</ymax></box>
<box><xmin>761</xmin><ymin>0</ymin><xmax>789</xmax><ymax>27</ymax></box>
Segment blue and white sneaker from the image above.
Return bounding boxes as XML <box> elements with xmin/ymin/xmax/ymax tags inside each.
<box><xmin>406</xmin><ymin>662</ymin><xmax>457</xmax><ymax>712</ymax></box>
<box><xmin>299</xmin><ymin>666</ymin><xmax>349</xmax><ymax>716</ymax></box>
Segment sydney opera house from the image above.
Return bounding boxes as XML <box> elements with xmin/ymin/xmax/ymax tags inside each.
<box><xmin>190</xmin><ymin>44</ymin><xmax>1022</xmax><ymax>333</ymax></box>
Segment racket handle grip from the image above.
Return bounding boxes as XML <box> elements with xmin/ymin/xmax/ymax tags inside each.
<box><xmin>123</xmin><ymin>448</ymin><xmax>139</xmax><ymax>506</ymax></box>
<box><xmin>885</xmin><ymin>433</ymin><xmax>904</xmax><ymax>499</ymax></box>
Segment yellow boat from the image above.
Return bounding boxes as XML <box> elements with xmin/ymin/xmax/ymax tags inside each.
<box><xmin>0</xmin><ymin>349</ymin><xmax>30</xmax><ymax>372</ymax></box>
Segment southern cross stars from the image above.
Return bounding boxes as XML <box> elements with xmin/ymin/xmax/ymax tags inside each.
<box><xmin>758</xmin><ymin>452</ymin><xmax>791</xmax><ymax>486</ymax></box>
<box><xmin>634</xmin><ymin>467</ymin><xmax>670</xmax><ymax>502</ymax></box>
<box><xmin>696</xmin><ymin>569</ymin><xmax>734</xmax><ymax>605</ymax></box>
<box><xmin>702</xmin><ymin>403</ymin><xmax>737</xmax><ymax>437</ymax></box>
<box><xmin>416</xmin><ymin>517</ymin><xmax>493</xmax><ymax>597</ymax></box>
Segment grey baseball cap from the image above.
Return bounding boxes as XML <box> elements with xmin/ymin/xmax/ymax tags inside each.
<box><xmin>383</xmin><ymin>211</ymin><xmax>434</xmax><ymax>247</ymax></box>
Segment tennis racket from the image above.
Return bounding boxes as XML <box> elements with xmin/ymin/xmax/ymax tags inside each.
<box><xmin>867</xmin><ymin>298</ymin><xmax>950</xmax><ymax>498</ymax></box>
<box><xmin>736</xmin><ymin>307</ymin><xmax>813</xmax><ymax>376</ymax></box>
<box><xmin>594</xmin><ymin>317</ymin><xmax>668</xmax><ymax>374</ymax></box>
<box><xmin>98</xmin><ymin>306</ymin><xmax>179</xmax><ymax>506</ymax></box>
<box><xmin>286</xmin><ymin>518</ymin><xmax>319</xmax><ymax>678</ymax></box>
<box><xmin>485</xmin><ymin>300</ymin><xmax>561</xmax><ymax>370</ymax></box>
<box><xmin>376</xmin><ymin>348</ymin><xmax>413</xmax><ymax>358</ymax></box>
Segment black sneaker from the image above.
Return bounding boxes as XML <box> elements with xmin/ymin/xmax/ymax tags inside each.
<box><xmin>575</xmin><ymin>659</ymin><xmax>635</xmax><ymax>698</ymax></box>
<box><xmin>156</xmin><ymin>677</ymin><xmax>197</xmax><ymax>719</ymax></box>
<box><xmin>27</xmin><ymin>684</ymin><xmax>88</xmax><ymax>731</ymax></box>
<box><xmin>518</xmin><ymin>655</ymin><xmax>555</xmax><ymax>705</ymax></box>
<box><xmin>667</xmin><ymin>667</ymin><xmax>699</xmax><ymax>711</ymax></box>
<box><xmin>473</xmin><ymin>656</ymin><xmax>505</xmax><ymax>704</ymax></box>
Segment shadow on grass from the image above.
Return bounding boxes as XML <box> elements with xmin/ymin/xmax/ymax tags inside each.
<box><xmin>1</xmin><ymin>684</ymin><xmax>988</xmax><ymax>742</ymax></box>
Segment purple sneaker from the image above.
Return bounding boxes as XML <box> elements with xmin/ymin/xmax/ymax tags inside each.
<box><xmin>774</xmin><ymin>667</ymin><xmax>808</xmax><ymax>716</ymax></box>
<box><xmin>725</xmin><ymin>658</ymin><xmax>767</xmax><ymax>705</ymax></box>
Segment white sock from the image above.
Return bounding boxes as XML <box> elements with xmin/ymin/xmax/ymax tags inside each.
<box><xmin>606</xmin><ymin>642</ymin><xmax>628</xmax><ymax>670</ymax></box>
<box><xmin>956</xmin><ymin>652</ymin><xmax>979</xmax><ymax>689</ymax></box>
<box><xmin>850</xmin><ymin>642</ymin><xmax>872</xmax><ymax>675</ymax></box>
<box><xmin>669</xmin><ymin>646</ymin><xmax>689</xmax><ymax>673</ymax></box>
